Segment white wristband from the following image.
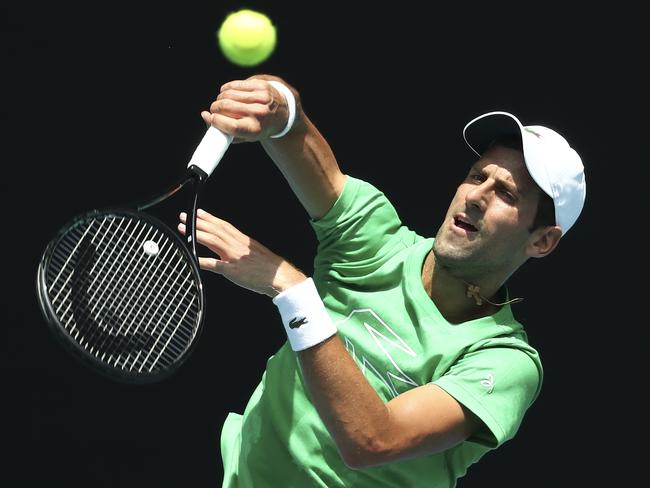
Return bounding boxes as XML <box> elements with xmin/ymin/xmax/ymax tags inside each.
<box><xmin>267</xmin><ymin>80</ymin><xmax>297</xmax><ymax>139</ymax></box>
<box><xmin>272</xmin><ymin>278</ymin><xmax>337</xmax><ymax>351</ymax></box>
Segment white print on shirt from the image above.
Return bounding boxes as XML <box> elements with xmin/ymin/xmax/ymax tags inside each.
<box><xmin>480</xmin><ymin>373</ymin><xmax>495</xmax><ymax>393</ymax></box>
<box><xmin>336</xmin><ymin>308</ymin><xmax>418</xmax><ymax>398</ymax></box>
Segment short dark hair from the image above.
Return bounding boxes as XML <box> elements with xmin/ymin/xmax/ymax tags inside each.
<box><xmin>530</xmin><ymin>191</ymin><xmax>555</xmax><ymax>232</ymax></box>
<box><xmin>487</xmin><ymin>135</ymin><xmax>556</xmax><ymax>232</ymax></box>
<box><xmin>487</xmin><ymin>134</ymin><xmax>523</xmax><ymax>152</ymax></box>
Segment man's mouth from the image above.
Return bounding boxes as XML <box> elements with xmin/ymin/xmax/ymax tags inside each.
<box><xmin>453</xmin><ymin>215</ymin><xmax>478</xmax><ymax>233</ymax></box>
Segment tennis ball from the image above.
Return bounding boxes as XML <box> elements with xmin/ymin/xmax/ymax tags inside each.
<box><xmin>217</xmin><ymin>9</ymin><xmax>277</xmax><ymax>67</ymax></box>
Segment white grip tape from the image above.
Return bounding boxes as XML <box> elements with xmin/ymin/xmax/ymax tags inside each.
<box><xmin>267</xmin><ymin>80</ymin><xmax>297</xmax><ymax>139</ymax></box>
<box><xmin>187</xmin><ymin>126</ymin><xmax>234</xmax><ymax>176</ymax></box>
<box><xmin>272</xmin><ymin>278</ymin><xmax>337</xmax><ymax>351</ymax></box>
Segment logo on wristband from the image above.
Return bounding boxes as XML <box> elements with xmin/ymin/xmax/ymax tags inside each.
<box><xmin>289</xmin><ymin>316</ymin><xmax>308</xmax><ymax>329</ymax></box>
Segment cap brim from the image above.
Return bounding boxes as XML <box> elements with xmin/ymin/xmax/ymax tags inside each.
<box><xmin>463</xmin><ymin>111</ymin><xmax>524</xmax><ymax>157</ymax></box>
<box><xmin>463</xmin><ymin>111</ymin><xmax>557</xmax><ymax>227</ymax></box>
<box><xmin>463</xmin><ymin>111</ymin><xmax>555</xmax><ymax>198</ymax></box>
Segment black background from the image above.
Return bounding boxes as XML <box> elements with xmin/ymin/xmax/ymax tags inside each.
<box><xmin>5</xmin><ymin>1</ymin><xmax>647</xmax><ymax>486</ymax></box>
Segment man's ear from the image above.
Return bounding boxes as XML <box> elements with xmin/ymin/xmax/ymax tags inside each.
<box><xmin>527</xmin><ymin>226</ymin><xmax>562</xmax><ymax>258</ymax></box>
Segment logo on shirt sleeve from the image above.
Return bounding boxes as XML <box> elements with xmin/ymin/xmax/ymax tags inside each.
<box><xmin>480</xmin><ymin>373</ymin><xmax>495</xmax><ymax>393</ymax></box>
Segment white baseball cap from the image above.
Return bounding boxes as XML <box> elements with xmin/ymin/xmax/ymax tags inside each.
<box><xmin>463</xmin><ymin>111</ymin><xmax>586</xmax><ymax>235</ymax></box>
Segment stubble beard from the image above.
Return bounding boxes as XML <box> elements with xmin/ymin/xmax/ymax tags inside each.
<box><xmin>432</xmin><ymin>225</ymin><xmax>493</xmax><ymax>280</ymax></box>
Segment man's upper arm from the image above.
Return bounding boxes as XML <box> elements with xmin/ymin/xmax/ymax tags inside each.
<box><xmin>365</xmin><ymin>346</ymin><xmax>541</xmax><ymax>467</ymax></box>
<box><xmin>433</xmin><ymin>346</ymin><xmax>542</xmax><ymax>448</ymax></box>
<box><xmin>373</xmin><ymin>384</ymin><xmax>481</xmax><ymax>466</ymax></box>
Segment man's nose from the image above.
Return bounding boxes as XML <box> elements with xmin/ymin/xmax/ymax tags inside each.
<box><xmin>465</xmin><ymin>183</ymin><xmax>489</xmax><ymax>212</ymax></box>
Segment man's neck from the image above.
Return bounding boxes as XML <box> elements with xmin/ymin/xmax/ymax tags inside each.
<box><xmin>421</xmin><ymin>251</ymin><xmax>501</xmax><ymax>324</ymax></box>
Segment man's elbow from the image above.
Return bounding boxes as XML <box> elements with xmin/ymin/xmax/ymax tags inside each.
<box><xmin>339</xmin><ymin>431</ymin><xmax>464</xmax><ymax>469</ymax></box>
<box><xmin>339</xmin><ymin>438</ymin><xmax>393</xmax><ymax>470</ymax></box>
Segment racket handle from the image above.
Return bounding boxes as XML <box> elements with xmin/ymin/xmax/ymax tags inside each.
<box><xmin>187</xmin><ymin>126</ymin><xmax>234</xmax><ymax>177</ymax></box>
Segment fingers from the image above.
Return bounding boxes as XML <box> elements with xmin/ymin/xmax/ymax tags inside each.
<box><xmin>220</xmin><ymin>78</ymin><xmax>270</xmax><ymax>94</ymax></box>
<box><xmin>177</xmin><ymin>221</ymin><xmax>229</xmax><ymax>257</ymax></box>
<box><xmin>178</xmin><ymin>210</ymin><xmax>251</xmax><ymax>261</ymax></box>
<box><xmin>210</xmin><ymin>98</ymin><xmax>272</xmax><ymax>119</ymax></box>
<box><xmin>217</xmin><ymin>86</ymin><xmax>273</xmax><ymax>105</ymax></box>
<box><xmin>180</xmin><ymin>209</ymin><xmax>246</xmax><ymax>241</ymax></box>
<box><xmin>201</xmin><ymin>79</ymin><xmax>282</xmax><ymax>141</ymax></box>
<box><xmin>177</xmin><ymin>205</ymin><xmax>301</xmax><ymax>297</ymax></box>
<box><xmin>201</xmin><ymin>110</ymin><xmax>264</xmax><ymax>140</ymax></box>
<box><xmin>177</xmin><ymin>222</ymin><xmax>229</xmax><ymax>275</ymax></box>
<box><xmin>178</xmin><ymin>223</ymin><xmax>223</xmax><ymax>256</ymax></box>
<box><xmin>195</xmin><ymin>208</ymin><xmax>247</xmax><ymax>240</ymax></box>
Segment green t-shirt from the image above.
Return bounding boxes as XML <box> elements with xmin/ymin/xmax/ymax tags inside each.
<box><xmin>221</xmin><ymin>176</ymin><xmax>543</xmax><ymax>488</ymax></box>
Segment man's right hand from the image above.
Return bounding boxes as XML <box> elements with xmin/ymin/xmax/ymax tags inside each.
<box><xmin>202</xmin><ymin>76</ymin><xmax>296</xmax><ymax>143</ymax></box>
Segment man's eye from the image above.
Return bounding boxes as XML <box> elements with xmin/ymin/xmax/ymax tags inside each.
<box><xmin>470</xmin><ymin>174</ymin><xmax>483</xmax><ymax>183</ymax></box>
<box><xmin>499</xmin><ymin>190</ymin><xmax>515</xmax><ymax>202</ymax></box>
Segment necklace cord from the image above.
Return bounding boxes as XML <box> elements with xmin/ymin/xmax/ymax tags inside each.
<box><xmin>465</xmin><ymin>283</ymin><xmax>524</xmax><ymax>307</ymax></box>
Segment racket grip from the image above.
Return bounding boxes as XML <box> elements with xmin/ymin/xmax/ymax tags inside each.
<box><xmin>187</xmin><ymin>126</ymin><xmax>234</xmax><ymax>177</ymax></box>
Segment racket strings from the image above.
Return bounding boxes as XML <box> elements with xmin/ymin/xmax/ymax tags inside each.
<box><xmin>51</xmin><ymin>217</ymin><xmax>147</xmax><ymax>336</ymax></box>
<box><xmin>52</xmin><ymin>222</ymin><xmax>199</xmax><ymax>370</ymax></box>
<box><xmin>113</xmin><ymin>244</ymin><xmax>198</xmax><ymax>371</ymax></box>
<box><xmin>45</xmin><ymin>214</ymin><xmax>201</xmax><ymax>374</ymax></box>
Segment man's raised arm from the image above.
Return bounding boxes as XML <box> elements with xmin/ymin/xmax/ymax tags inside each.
<box><xmin>201</xmin><ymin>75</ymin><xmax>347</xmax><ymax>219</ymax></box>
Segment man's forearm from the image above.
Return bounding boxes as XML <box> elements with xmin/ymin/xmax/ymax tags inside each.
<box><xmin>254</xmin><ymin>76</ymin><xmax>346</xmax><ymax>220</ymax></box>
<box><xmin>261</xmin><ymin>116</ymin><xmax>344</xmax><ymax>219</ymax></box>
<box><xmin>297</xmin><ymin>335</ymin><xmax>394</xmax><ymax>468</ymax></box>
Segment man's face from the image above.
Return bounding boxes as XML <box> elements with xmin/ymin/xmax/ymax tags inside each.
<box><xmin>433</xmin><ymin>144</ymin><xmax>543</xmax><ymax>279</ymax></box>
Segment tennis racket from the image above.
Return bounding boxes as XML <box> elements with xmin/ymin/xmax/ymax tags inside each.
<box><xmin>36</xmin><ymin>126</ymin><xmax>233</xmax><ymax>384</ymax></box>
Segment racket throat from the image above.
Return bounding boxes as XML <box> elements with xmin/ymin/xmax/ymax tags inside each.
<box><xmin>185</xmin><ymin>166</ymin><xmax>208</xmax><ymax>263</ymax></box>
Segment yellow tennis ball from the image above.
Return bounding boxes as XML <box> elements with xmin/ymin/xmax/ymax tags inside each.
<box><xmin>217</xmin><ymin>9</ymin><xmax>277</xmax><ymax>67</ymax></box>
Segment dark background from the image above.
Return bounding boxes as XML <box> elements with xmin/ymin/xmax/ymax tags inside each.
<box><xmin>5</xmin><ymin>1</ymin><xmax>647</xmax><ymax>486</ymax></box>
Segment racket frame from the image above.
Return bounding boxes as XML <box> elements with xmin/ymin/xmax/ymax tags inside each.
<box><xmin>36</xmin><ymin>168</ymin><xmax>208</xmax><ymax>384</ymax></box>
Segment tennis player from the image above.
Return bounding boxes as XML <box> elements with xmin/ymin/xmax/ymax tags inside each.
<box><xmin>178</xmin><ymin>75</ymin><xmax>586</xmax><ymax>487</ymax></box>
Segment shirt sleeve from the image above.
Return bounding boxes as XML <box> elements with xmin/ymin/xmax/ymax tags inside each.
<box><xmin>432</xmin><ymin>345</ymin><xmax>543</xmax><ymax>448</ymax></box>
<box><xmin>310</xmin><ymin>175</ymin><xmax>419</xmax><ymax>277</ymax></box>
